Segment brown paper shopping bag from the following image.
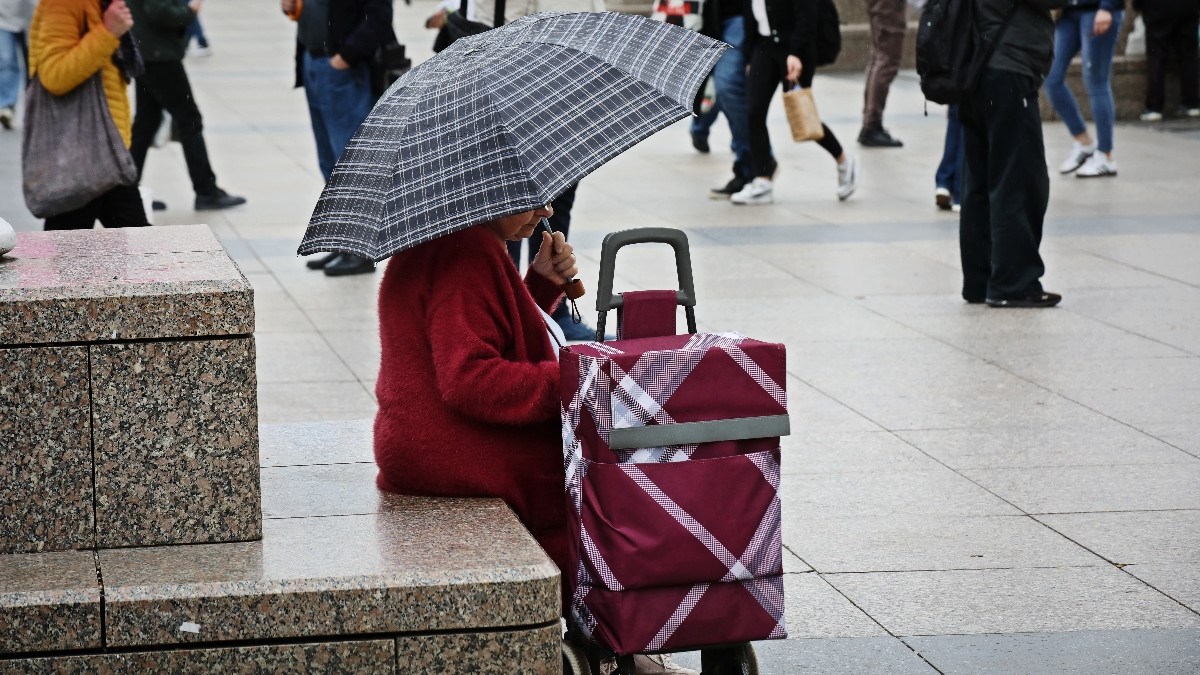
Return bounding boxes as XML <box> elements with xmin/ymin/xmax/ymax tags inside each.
<box><xmin>783</xmin><ymin>84</ymin><xmax>824</xmax><ymax>142</ymax></box>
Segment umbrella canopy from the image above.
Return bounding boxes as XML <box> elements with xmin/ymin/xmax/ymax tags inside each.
<box><xmin>297</xmin><ymin>11</ymin><xmax>727</xmax><ymax>261</ymax></box>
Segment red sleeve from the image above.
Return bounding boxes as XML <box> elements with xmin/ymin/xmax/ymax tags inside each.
<box><xmin>427</xmin><ymin>254</ymin><xmax>559</xmax><ymax>426</ymax></box>
<box><xmin>525</xmin><ymin>268</ymin><xmax>565</xmax><ymax>314</ymax></box>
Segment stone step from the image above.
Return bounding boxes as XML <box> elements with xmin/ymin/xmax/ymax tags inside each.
<box><xmin>0</xmin><ymin>420</ymin><xmax>561</xmax><ymax>672</ymax></box>
<box><xmin>0</xmin><ymin>226</ymin><xmax>261</xmax><ymax>553</ymax></box>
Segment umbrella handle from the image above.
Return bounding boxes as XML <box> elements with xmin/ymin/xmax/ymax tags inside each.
<box><xmin>540</xmin><ymin>218</ymin><xmax>586</xmax><ymax>299</ymax></box>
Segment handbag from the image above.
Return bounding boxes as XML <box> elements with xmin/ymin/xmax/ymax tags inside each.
<box><xmin>21</xmin><ymin>72</ymin><xmax>138</xmax><ymax>218</ymax></box>
<box><xmin>782</xmin><ymin>84</ymin><xmax>825</xmax><ymax>142</ymax></box>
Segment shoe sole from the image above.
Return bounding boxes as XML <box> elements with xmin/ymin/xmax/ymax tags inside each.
<box><xmin>1076</xmin><ymin>170</ymin><xmax>1117</xmax><ymax>178</ymax></box>
<box><xmin>709</xmin><ymin>192</ymin><xmax>733</xmax><ymax>200</ymax></box>
<box><xmin>986</xmin><ymin>296</ymin><xmax>1062</xmax><ymax>308</ymax></box>
<box><xmin>731</xmin><ymin>196</ymin><xmax>773</xmax><ymax>205</ymax></box>
<box><xmin>1059</xmin><ymin>154</ymin><xmax>1093</xmax><ymax>174</ymax></box>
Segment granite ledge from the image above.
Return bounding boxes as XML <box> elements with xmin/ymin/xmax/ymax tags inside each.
<box><xmin>0</xmin><ymin>550</ymin><xmax>102</xmax><ymax>655</ymax></box>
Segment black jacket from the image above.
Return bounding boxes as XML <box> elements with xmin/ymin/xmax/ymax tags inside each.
<box><xmin>979</xmin><ymin>0</ymin><xmax>1067</xmax><ymax>82</ymax></box>
<box><xmin>742</xmin><ymin>0</ymin><xmax>819</xmax><ymax>61</ymax></box>
<box><xmin>128</xmin><ymin>0</ymin><xmax>194</xmax><ymax>63</ymax></box>
<box><xmin>292</xmin><ymin>0</ymin><xmax>396</xmax><ymax>88</ymax></box>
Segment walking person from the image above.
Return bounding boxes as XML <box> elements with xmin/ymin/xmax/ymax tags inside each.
<box><xmin>0</xmin><ymin>0</ymin><xmax>32</xmax><ymax>130</ymax></box>
<box><xmin>128</xmin><ymin>0</ymin><xmax>247</xmax><ymax>212</ymax></box>
<box><xmin>934</xmin><ymin>104</ymin><xmax>963</xmax><ymax>211</ymax></box>
<box><xmin>733</xmin><ymin>0</ymin><xmax>859</xmax><ymax>205</ymax></box>
<box><xmin>1044</xmin><ymin>0</ymin><xmax>1125</xmax><ymax>177</ymax></box>
<box><xmin>701</xmin><ymin>0</ymin><xmax>776</xmax><ymax>199</ymax></box>
<box><xmin>285</xmin><ymin>0</ymin><xmax>395</xmax><ymax>277</ymax></box>
<box><xmin>28</xmin><ymin>0</ymin><xmax>150</xmax><ymax>230</ymax></box>
<box><xmin>959</xmin><ymin>0</ymin><xmax>1065</xmax><ymax>307</ymax></box>
<box><xmin>858</xmin><ymin>0</ymin><xmax>905</xmax><ymax>147</ymax></box>
<box><xmin>1135</xmin><ymin>0</ymin><xmax>1199</xmax><ymax>120</ymax></box>
<box><xmin>182</xmin><ymin>1</ymin><xmax>210</xmax><ymax>57</ymax></box>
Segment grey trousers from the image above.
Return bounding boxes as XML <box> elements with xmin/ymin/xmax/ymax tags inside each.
<box><xmin>863</xmin><ymin>0</ymin><xmax>906</xmax><ymax>129</ymax></box>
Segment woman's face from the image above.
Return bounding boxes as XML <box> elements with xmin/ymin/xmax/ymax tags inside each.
<box><xmin>485</xmin><ymin>205</ymin><xmax>554</xmax><ymax>241</ymax></box>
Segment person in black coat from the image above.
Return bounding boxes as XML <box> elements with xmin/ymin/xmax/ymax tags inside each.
<box><xmin>283</xmin><ymin>0</ymin><xmax>395</xmax><ymax>276</ymax></box>
<box><xmin>732</xmin><ymin>0</ymin><xmax>859</xmax><ymax>204</ymax></box>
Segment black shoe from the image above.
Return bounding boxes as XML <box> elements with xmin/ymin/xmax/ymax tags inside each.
<box><xmin>986</xmin><ymin>292</ymin><xmax>1062</xmax><ymax>308</ymax></box>
<box><xmin>964</xmin><ymin>295</ymin><xmax>986</xmax><ymax>304</ymax></box>
<box><xmin>858</xmin><ymin>126</ymin><xmax>903</xmax><ymax>148</ymax></box>
<box><xmin>195</xmin><ymin>189</ymin><xmax>247</xmax><ymax>211</ymax></box>
<box><xmin>709</xmin><ymin>175</ymin><xmax>748</xmax><ymax>200</ymax></box>
<box><xmin>151</xmin><ymin>200</ymin><xmax>168</xmax><ymax>212</ymax></box>
<box><xmin>324</xmin><ymin>253</ymin><xmax>375</xmax><ymax>276</ymax></box>
<box><xmin>306</xmin><ymin>252</ymin><xmax>341</xmax><ymax>270</ymax></box>
<box><xmin>691</xmin><ymin>131</ymin><xmax>710</xmax><ymax>154</ymax></box>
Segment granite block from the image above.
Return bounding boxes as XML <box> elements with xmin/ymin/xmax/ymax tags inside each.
<box><xmin>91</xmin><ymin>338</ymin><xmax>261</xmax><ymax>548</ymax></box>
<box><xmin>0</xmin><ymin>346</ymin><xmax>94</xmax><ymax>553</ymax></box>
<box><xmin>0</xmin><ymin>639</ymin><xmax>395</xmax><ymax>674</ymax></box>
<box><xmin>0</xmin><ymin>550</ymin><xmax>101</xmax><ymax>654</ymax></box>
<box><xmin>395</xmin><ymin>623</ymin><xmax>561</xmax><ymax>674</ymax></box>
<box><xmin>0</xmin><ymin>226</ymin><xmax>253</xmax><ymax>345</ymax></box>
<box><xmin>98</xmin><ymin>506</ymin><xmax>559</xmax><ymax>647</ymax></box>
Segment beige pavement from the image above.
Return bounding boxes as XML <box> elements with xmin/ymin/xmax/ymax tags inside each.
<box><xmin>2</xmin><ymin>1</ymin><xmax>1199</xmax><ymax>671</ymax></box>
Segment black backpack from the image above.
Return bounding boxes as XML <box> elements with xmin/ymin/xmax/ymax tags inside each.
<box><xmin>815</xmin><ymin>0</ymin><xmax>842</xmax><ymax>67</ymax></box>
<box><xmin>916</xmin><ymin>0</ymin><xmax>1015</xmax><ymax>104</ymax></box>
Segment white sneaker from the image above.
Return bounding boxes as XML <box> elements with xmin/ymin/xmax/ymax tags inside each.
<box><xmin>1075</xmin><ymin>153</ymin><xmax>1117</xmax><ymax>178</ymax></box>
<box><xmin>0</xmin><ymin>106</ymin><xmax>13</xmax><ymax>130</ymax></box>
<box><xmin>187</xmin><ymin>44</ymin><xmax>213</xmax><ymax>58</ymax></box>
<box><xmin>1059</xmin><ymin>141</ymin><xmax>1096</xmax><ymax>174</ymax></box>
<box><xmin>836</xmin><ymin>155</ymin><xmax>859</xmax><ymax>201</ymax></box>
<box><xmin>730</xmin><ymin>177</ymin><xmax>773</xmax><ymax>205</ymax></box>
<box><xmin>1186</xmin><ymin>108</ymin><xmax>1200</xmax><ymax>118</ymax></box>
<box><xmin>1139</xmin><ymin>110</ymin><xmax>1163</xmax><ymax>122</ymax></box>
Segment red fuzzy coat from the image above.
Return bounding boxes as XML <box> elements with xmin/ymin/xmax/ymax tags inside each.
<box><xmin>374</xmin><ymin>225</ymin><xmax>569</xmax><ymax>573</ymax></box>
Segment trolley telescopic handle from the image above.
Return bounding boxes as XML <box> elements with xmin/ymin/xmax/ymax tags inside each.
<box><xmin>594</xmin><ymin>227</ymin><xmax>698</xmax><ymax>340</ymax></box>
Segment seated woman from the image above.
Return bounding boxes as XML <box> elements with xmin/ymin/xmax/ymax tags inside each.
<box><xmin>374</xmin><ymin>205</ymin><xmax>577</xmax><ymax>573</ymax></box>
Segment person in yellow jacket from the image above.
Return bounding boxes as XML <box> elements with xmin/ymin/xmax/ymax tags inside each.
<box><xmin>28</xmin><ymin>0</ymin><xmax>150</xmax><ymax>229</ymax></box>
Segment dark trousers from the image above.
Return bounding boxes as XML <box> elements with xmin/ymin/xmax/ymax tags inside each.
<box><xmin>44</xmin><ymin>184</ymin><xmax>150</xmax><ymax>230</ymax></box>
<box><xmin>747</xmin><ymin>42</ymin><xmax>842</xmax><ymax>178</ymax></box>
<box><xmin>508</xmin><ymin>183</ymin><xmax>578</xmax><ymax>319</ymax></box>
<box><xmin>958</xmin><ymin>68</ymin><xmax>1049</xmax><ymax>301</ymax></box>
<box><xmin>863</xmin><ymin>0</ymin><xmax>906</xmax><ymax>129</ymax></box>
<box><xmin>129</xmin><ymin>60</ymin><xmax>219</xmax><ymax>197</ymax></box>
<box><xmin>1144</xmin><ymin>9</ymin><xmax>1200</xmax><ymax>111</ymax></box>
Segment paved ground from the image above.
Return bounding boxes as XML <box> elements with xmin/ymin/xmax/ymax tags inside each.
<box><xmin>3</xmin><ymin>1</ymin><xmax>1200</xmax><ymax>672</ymax></box>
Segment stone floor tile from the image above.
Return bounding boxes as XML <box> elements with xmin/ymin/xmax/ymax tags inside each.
<box><xmin>895</xmin><ymin>423</ymin><xmax>1193</xmax><ymax>470</ymax></box>
<box><xmin>256</xmin><ymin>382</ymin><xmax>377</xmax><ymax>424</ymax></box>
<box><xmin>254</xmin><ymin>332</ymin><xmax>357</xmax><ymax>384</ymax></box>
<box><xmin>258</xmin><ymin>419</ymin><xmax>374</xmax><ymax>467</ymax></box>
<box><xmin>781</xmin><ymin>467</ymin><xmax>1021</xmax><ymax>520</ymax></box>
<box><xmin>1125</xmin><ymin>564</ymin><xmax>1200</xmax><ymax>612</ymax></box>
<box><xmin>785</xmin><ymin>379</ymin><xmax>883</xmax><ymax>433</ymax></box>
<box><xmin>261</xmin><ymin>463</ymin><xmax>384</xmax><ymax>519</ymax></box>
<box><xmin>672</xmin><ymin>636</ymin><xmax>939</xmax><ymax>675</ymax></box>
<box><xmin>961</xmin><ymin>463</ymin><xmax>1200</xmax><ymax>514</ymax></box>
<box><xmin>788</xmin><ymin>515</ymin><xmax>1101</xmax><ymax>573</ymax></box>
<box><xmin>322</xmin><ymin>330</ymin><xmax>382</xmax><ymax>382</ymax></box>
<box><xmin>827</xmin><ymin>567</ymin><xmax>1200</xmax><ymax>636</ymax></box>
<box><xmin>905</xmin><ymin>628</ymin><xmax>1200</xmax><ymax>675</ymax></box>
<box><xmin>777</xmin><ymin>573</ymin><xmax>888</xmax><ymax>639</ymax></box>
<box><xmin>1039</xmin><ymin>510</ymin><xmax>1200</xmax><ymax>564</ymax></box>
<box><xmin>781</xmin><ymin>430</ymin><xmax>939</xmax><ymax>475</ymax></box>
<box><xmin>0</xmin><ymin>550</ymin><xmax>100</xmax><ymax>654</ymax></box>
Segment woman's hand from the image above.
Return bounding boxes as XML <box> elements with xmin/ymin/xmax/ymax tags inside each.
<box><xmin>530</xmin><ymin>231</ymin><xmax>578</xmax><ymax>287</ymax></box>
<box><xmin>1093</xmin><ymin>9</ymin><xmax>1113</xmax><ymax>35</ymax></box>
<box><xmin>103</xmin><ymin>0</ymin><xmax>133</xmax><ymax>37</ymax></box>
<box><xmin>786</xmin><ymin>55</ymin><xmax>802</xmax><ymax>84</ymax></box>
<box><xmin>330</xmin><ymin>54</ymin><xmax>351</xmax><ymax>70</ymax></box>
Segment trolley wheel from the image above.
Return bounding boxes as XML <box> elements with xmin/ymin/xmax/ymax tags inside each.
<box><xmin>562</xmin><ymin>638</ymin><xmax>592</xmax><ymax>675</ymax></box>
<box><xmin>699</xmin><ymin>642</ymin><xmax>759</xmax><ymax>675</ymax></box>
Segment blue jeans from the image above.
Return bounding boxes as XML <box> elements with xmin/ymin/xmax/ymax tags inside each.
<box><xmin>302</xmin><ymin>52</ymin><xmax>374</xmax><ymax>180</ymax></box>
<box><xmin>690</xmin><ymin>16</ymin><xmax>762</xmax><ymax>180</ymax></box>
<box><xmin>1044</xmin><ymin>9</ymin><xmax>1123</xmax><ymax>153</ymax></box>
<box><xmin>935</xmin><ymin>104</ymin><xmax>964</xmax><ymax>202</ymax></box>
<box><xmin>185</xmin><ymin>18</ymin><xmax>209</xmax><ymax>49</ymax></box>
<box><xmin>0</xmin><ymin>29</ymin><xmax>21</xmax><ymax>109</ymax></box>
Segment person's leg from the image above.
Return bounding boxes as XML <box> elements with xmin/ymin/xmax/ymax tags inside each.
<box><xmin>981</xmin><ymin>70</ymin><xmax>1050</xmax><ymax>301</ymax></box>
<box><xmin>935</xmin><ymin>105</ymin><xmax>962</xmax><ymax>195</ymax></box>
<box><xmin>957</xmin><ymin>89</ymin><xmax>991</xmax><ymax>303</ymax></box>
<box><xmin>690</xmin><ymin>88</ymin><xmax>719</xmax><ymax>149</ymax></box>
<box><xmin>713</xmin><ymin>16</ymin><xmax>760</xmax><ymax>181</ymax></box>
<box><xmin>1079</xmin><ymin>9</ymin><xmax>1122</xmax><ymax>155</ymax></box>
<box><xmin>744</xmin><ymin>43</ymin><xmax>781</xmax><ymax>179</ymax></box>
<box><xmin>1176</xmin><ymin>11</ymin><xmax>1200</xmax><ymax>109</ymax></box>
<box><xmin>302</xmin><ymin>54</ymin><xmax>339</xmax><ymax>180</ymax></box>
<box><xmin>130</xmin><ymin>77</ymin><xmax>165</xmax><ymax>176</ymax></box>
<box><xmin>1143</xmin><ymin>12</ymin><xmax>1171</xmax><ymax>113</ymax></box>
<box><xmin>96</xmin><ymin>184</ymin><xmax>151</xmax><ymax>228</ymax></box>
<box><xmin>862</xmin><ymin>0</ymin><xmax>905</xmax><ymax>130</ymax></box>
<box><xmin>0</xmin><ymin>30</ymin><xmax>19</xmax><ymax>112</ymax></box>
<box><xmin>815</xmin><ymin>124</ymin><xmax>843</xmax><ymax>160</ymax></box>
<box><xmin>1044</xmin><ymin>12</ymin><xmax>1089</xmax><ymax>140</ymax></box>
<box><xmin>44</xmin><ymin>195</ymin><xmax>102</xmax><ymax>230</ymax></box>
<box><xmin>147</xmin><ymin>61</ymin><xmax>221</xmax><ymax>197</ymax></box>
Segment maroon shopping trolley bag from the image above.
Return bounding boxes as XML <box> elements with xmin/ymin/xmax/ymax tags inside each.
<box><xmin>560</xmin><ymin>228</ymin><xmax>789</xmax><ymax>658</ymax></box>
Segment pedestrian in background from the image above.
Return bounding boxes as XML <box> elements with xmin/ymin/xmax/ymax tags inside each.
<box><xmin>128</xmin><ymin>0</ymin><xmax>247</xmax><ymax>212</ymax></box>
<box><xmin>1134</xmin><ymin>0</ymin><xmax>1199</xmax><ymax>120</ymax></box>
<box><xmin>859</xmin><ymin>0</ymin><xmax>905</xmax><ymax>147</ymax></box>
<box><xmin>287</xmin><ymin>0</ymin><xmax>395</xmax><ymax>277</ymax></box>
<box><xmin>1044</xmin><ymin>0</ymin><xmax>1125</xmax><ymax>177</ymax></box>
<box><xmin>183</xmin><ymin>1</ymin><xmax>210</xmax><ymax>57</ymax></box>
<box><xmin>734</xmin><ymin>0</ymin><xmax>859</xmax><ymax>205</ymax></box>
<box><xmin>0</xmin><ymin>0</ymin><xmax>33</xmax><ymax>130</ymax></box>
<box><xmin>934</xmin><ymin>104</ymin><xmax>963</xmax><ymax>212</ymax></box>
<box><xmin>28</xmin><ymin>0</ymin><xmax>150</xmax><ymax>230</ymax></box>
<box><xmin>959</xmin><ymin>0</ymin><xmax>1065</xmax><ymax>307</ymax></box>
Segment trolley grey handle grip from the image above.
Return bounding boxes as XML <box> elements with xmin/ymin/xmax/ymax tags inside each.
<box><xmin>595</xmin><ymin>227</ymin><xmax>698</xmax><ymax>339</ymax></box>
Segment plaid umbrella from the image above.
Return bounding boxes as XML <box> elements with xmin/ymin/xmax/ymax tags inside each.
<box><xmin>296</xmin><ymin>11</ymin><xmax>728</xmax><ymax>261</ymax></box>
